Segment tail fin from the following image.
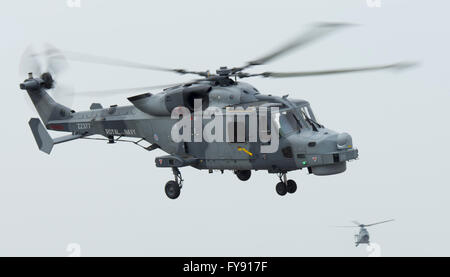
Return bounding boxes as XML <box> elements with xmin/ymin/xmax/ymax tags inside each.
<box><xmin>28</xmin><ymin>118</ymin><xmax>84</xmax><ymax>154</ymax></box>
<box><xmin>29</xmin><ymin>118</ymin><xmax>54</xmax><ymax>154</ymax></box>
<box><xmin>20</xmin><ymin>73</ymin><xmax>73</xmax><ymax>125</ymax></box>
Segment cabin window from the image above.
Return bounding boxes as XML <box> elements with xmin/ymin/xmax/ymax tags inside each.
<box><xmin>257</xmin><ymin>109</ymin><xmax>277</xmax><ymax>144</ymax></box>
<box><xmin>227</xmin><ymin>117</ymin><xmax>247</xmax><ymax>143</ymax></box>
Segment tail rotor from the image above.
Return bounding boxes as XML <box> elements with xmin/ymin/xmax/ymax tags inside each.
<box><xmin>19</xmin><ymin>44</ymin><xmax>75</xmax><ymax>111</ymax></box>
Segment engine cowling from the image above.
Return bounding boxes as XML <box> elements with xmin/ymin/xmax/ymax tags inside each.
<box><xmin>128</xmin><ymin>85</ymin><xmax>212</xmax><ymax>116</ymax></box>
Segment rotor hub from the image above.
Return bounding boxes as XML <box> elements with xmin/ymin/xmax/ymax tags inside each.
<box><xmin>216</xmin><ymin>66</ymin><xmax>232</xmax><ymax>77</ymax></box>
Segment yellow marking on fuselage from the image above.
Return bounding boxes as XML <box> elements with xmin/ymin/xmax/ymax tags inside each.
<box><xmin>237</xmin><ymin>147</ymin><xmax>253</xmax><ymax>156</ymax></box>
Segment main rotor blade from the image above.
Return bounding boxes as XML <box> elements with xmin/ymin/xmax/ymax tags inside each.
<box><xmin>47</xmin><ymin>50</ymin><xmax>211</xmax><ymax>77</ymax></box>
<box><xmin>233</xmin><ymin>22</ymin><xmax>354</xmax><ymax>73</ymax></box>
<box><xmin>67</xmin><ymin>83</ymin><xmax>184</xmax><ymax>97</ymax></box>
<box><xmin>59</xmin><ymin>50</ymin><xmax>172</xmax><ymax>71</ymax></box>
<box><xmin>365</xmin><ymin>219</ymin><xmax>395</xmax><ymax>227</ymax></box>
<box><xmin>241</xmin><ymin>62</ymin><xmax>417</xmax><ymax>79</ymax></box>
<box><xmin>51</xmin><ymin>82</ymin><xmax>76</xmax><ymax>108</ymax></box>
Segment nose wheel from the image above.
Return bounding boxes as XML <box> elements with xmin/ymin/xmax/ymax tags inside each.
<box><xmin>286</xmin><ymin>179</ymin><xmax>297</xmax><ymax>193</ymax></box>
<box><xmin>275</xmin><ymin>173</ymin><xmax>297</xmax><ymax>196</ymax></box>
<box><xmin>276</xmin><ymin>182</ymin><xmax>287</xmax><ymax>196</ymax></box>
<box><xmin>165</xmin><ymin>167</ymin><xmax>183</xmax><ymax>199</ymax></box>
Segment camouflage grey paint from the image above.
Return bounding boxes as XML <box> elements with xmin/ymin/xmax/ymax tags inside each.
<box><xmin>21</xmin><ymin>76</ymin><xmax>358</xmax><ymax>175</ymax></box>
<box><xmin>29</xmin><ymin>118</ymin><xmax>53</xmax><ymax>154</ymax></box>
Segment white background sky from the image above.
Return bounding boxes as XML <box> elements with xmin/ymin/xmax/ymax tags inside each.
<box><xmin>0</xmin><ymin>0</ymin><xmax>449</xmax><ymax>256</ymax></box>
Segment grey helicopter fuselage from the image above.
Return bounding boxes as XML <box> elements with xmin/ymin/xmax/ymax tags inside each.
<box><xmin>355</xmin><ymin>227</ymin><xmax>370</xmax><ymax>247</ymax></box>
<box><xmin>21</xmin><ymin>74</ymin><xmax>358</xmax><ymax>177</ymax></box>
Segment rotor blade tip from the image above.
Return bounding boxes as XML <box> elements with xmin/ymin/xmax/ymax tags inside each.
<box><xmin>392</xmin><ymin>61</ymin><xmax>420</xmax><ymax>71</ymax></box>
<box><xmin>314</xmin><ymin>22</ymin><xmax>358</xmax><ymax>28</ymax></box>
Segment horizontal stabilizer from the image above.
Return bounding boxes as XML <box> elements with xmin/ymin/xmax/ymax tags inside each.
<box><xmin>28</xmin><ymin>118</ymin><xmax>83</xmax><ymax>154</ymax></box>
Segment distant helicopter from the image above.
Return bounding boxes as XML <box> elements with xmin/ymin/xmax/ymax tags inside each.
<box><xmin>337</xmin><ymin>219</ymin><xmax>395</xmax><ymax>247</ymax></box>
<box><xmin>19</xmin><ymin>23</ymin><xmax>415</xmax><ymax>199</ymax></box>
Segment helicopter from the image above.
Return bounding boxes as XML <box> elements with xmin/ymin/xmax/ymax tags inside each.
<box><xmin>337</xmin><ymin>219</ymin><xmax>395</xmax><ymax>247</ymax></box>
<box><xmin>19</xmin><ymin>23</ymin><xmax>415</xmax><ymax>199</ymax></box>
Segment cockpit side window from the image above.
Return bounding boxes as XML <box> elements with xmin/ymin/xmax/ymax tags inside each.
<box><xmin>276</xmin><ymin>111</ymin><xmax>301</xmax><ymax>136</ymax></box>
<box><xmin>285</xmin><ymin>112</ymin><xmax>301</xmax><ymax>133</ymax></box>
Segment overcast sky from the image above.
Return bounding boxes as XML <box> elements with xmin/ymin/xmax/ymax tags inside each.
<box><xmin>1</xmin><ymin>0</ymin><xmax>449</xmax><ymax>256</ymax></box>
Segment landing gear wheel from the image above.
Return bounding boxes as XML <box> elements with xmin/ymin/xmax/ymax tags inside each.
<box><xmin>165</xmin><ymin>180</ymin><xmax>181</xmax><ymax>199</ymax></box>
<box><xmin>276</xmin><ymin>182</ymin><xmax>287</xmax><ymax>196</ymax></box>
<box><xmin>235</xmin><ymin>170</ymin><xmax>251</xmax><ymax>181</ymax></box>
<box><xmin>286</xmin><ymin>179</ymin><xmax>297</xmax><ymax>194</ymax></box>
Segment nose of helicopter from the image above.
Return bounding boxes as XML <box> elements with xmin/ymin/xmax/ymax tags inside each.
<box><xmin>313</xmin><ymin>131</ymin><xmax>354</xmax><ymax>152</ymax></box>
<box><xmin>291</xmin><ymin>129</ymin><xmax>358</xmax><ymax>176</ymax></box>
<box><xmin>336</xmin><ymin>132</ymin><xmax>353</xmax><ymax>150</ymax></box>
<box><xmin>303</xmin><ymin>130</ymin><xmax>353</xmax><ymax>153</ymax></box>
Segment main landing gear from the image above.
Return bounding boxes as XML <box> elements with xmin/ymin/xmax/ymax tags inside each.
<box><xmin>275</xmin><ymin>173</ymin><xmax>297</xmax><ymax>196</ymax></box>
<box><xmin>165</xmin><ymin>167</ymin><xmax>183</xmax><ymax>199</ymax></box>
